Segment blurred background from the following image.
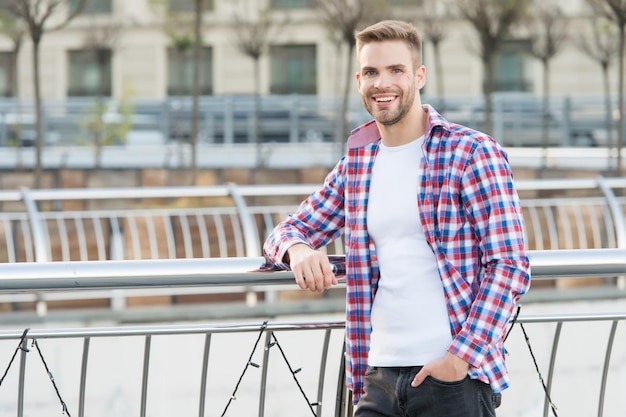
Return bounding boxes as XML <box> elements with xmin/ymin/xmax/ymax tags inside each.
<box><xmin>0</xmin><ymin>0</ymin><xmax>624</xmax><ymax>188</ymax></box>
<box><xmin>0</xmin><ymin>3</ymin><xmax>625</xmax><ymax>416</ymax></box>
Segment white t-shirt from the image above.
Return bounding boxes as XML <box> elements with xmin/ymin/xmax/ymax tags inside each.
<box><xmin>366</xmin><ymin>136</ymin><xmax>452</xmax><ymax>366</ymax></box>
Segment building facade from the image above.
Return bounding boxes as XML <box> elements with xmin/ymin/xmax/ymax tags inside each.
<box><xmin>0</xmin><ymin>0</ymin><xmax>618</xmax><ymax>104</ymax></box>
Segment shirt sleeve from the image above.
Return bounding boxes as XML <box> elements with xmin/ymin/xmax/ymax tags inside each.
<box><xmin>449</xmin><ymin>139</ymin><xmax>531</xmax><ymax>368</ymax></box>
<box><xmin>262</xmin><ymin>157</ymin><xmax>347</xmax><ymax>268</ymax></box>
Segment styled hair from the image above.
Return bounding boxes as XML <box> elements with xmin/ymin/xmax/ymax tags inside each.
<box><xmin>355</xmin><ymin>20</ymin><xmax>422</xmax><ymax>67</ymax></box>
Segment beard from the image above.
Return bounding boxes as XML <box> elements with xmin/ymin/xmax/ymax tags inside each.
<box><xmin>361</xmin><ymin>82</ymin><xmax>416</xmax><ymax>126</ymax></box>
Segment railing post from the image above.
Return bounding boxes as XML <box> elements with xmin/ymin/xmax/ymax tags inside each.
<box><xmin>20</xmin><ymin>187</ymin><xmax>48</xmax><ymax>263</ymax></box>
<box><xmin>596</xmin><ymin>176</ymin><xmax>626</xmax><ymax>289</ymax></box>
<box><xmin>21</xmin><ymin>187</ymin><xmax>49</xmax><ymax>316</ymax></box>
<box><xmin>17</xmin><ymin>337</ymin><xmax>28</xmax><ymax>417</ymax></box>
<box><xmin>228</xmin><ymin>183</ymin><xmax>272</xmax><ymax>306</ymax></box>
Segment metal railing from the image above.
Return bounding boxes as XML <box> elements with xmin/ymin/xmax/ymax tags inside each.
<box><xmin>1</xmin><ymin>177</ymin><xmax>626</xmax><ymax>312</ymax></box>
<box><xmin>0</xmin><ymin>94</ymin><xmax>619</xmax><ymax>149</ymax></box>
<box><xmin>3</xmin><ymin>177</ymin><xmax>626</xmax><ymax>264</ymax></box>
<box><xmin>0</xmin><ymin>249</ymin><xmax>624</xmax><ymax>417</ymax></box>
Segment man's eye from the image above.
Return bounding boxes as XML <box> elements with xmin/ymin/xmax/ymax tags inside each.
<box><xmin>364</xmin><ymin>70</ymin><xmax>376</xmax><ymax>76</ymax></box>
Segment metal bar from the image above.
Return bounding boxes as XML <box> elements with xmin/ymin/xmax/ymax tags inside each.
<box><xmin>17</xmin><ymin>337</ymin><xmax>28</xmax><ymax>417</ymax></box>
<box><xmin>109</xmin><ymin>217</ymin><xmax>124</xmax><ymax>261</ymax></box>
<box><xmin>213</xmin><ymin>215</ymin><xmax>227</xmax><ymax>257</ymax></box>
<box><xmin>0</xmin><ymin>249</ymin><xmax>625</xmax><ymax>291</ymax></box>
<box><xmin>91</xmin><ymin>215</ymin><xmax>107</xmax><ymax>260</ymax></box>
<box><xmin>20</xmin><ymin>219</ymin><xmax>34</xmax><ymax>262</ymax></box>
<box><xmin>127</xmin><ymin>215</ymin><xmax>141</xmax><ymax>260</ymax></box>
<box><xmin>140</xmin><ymin>335</ymin><xmax>152</xmax><ymax>417</ymax></box>
<box><xmin>542</xmin><ymin>203</ymin><xmax>559</xmax><ymax>249</ymax></box>
<box><xmin>229</xmin><ymin>213</ymin><xmax>245</xmax><ymax>257</ymax></box>
<box><xmin>598</xmin><ymin>320</ymin><xmax>619</xmax><ymax>417</ymax></box>
<box><xmin>20</xmin><ymin>187</ymin><xmax>48</xmax><ymax>262</ymax></box>
<box><xmin>177</xmin><ymin>215</ymin><xmax>192</xmax><ymax>259</ymax></box>
<box><xmin>526</xmin><ymin>206</ymin><xmax>544</xmax><ymax>250</ymax></box>
<box><xmin>316</xmin><ymin>328</ymin><xmax>332</xmax><ymax>416</ymax></box>
<box><xmin>597</xmin><ymin>175</ymin><xmax>626</xmax><ymax>248</ymax></box>
<box><xmin>228</xmin><ymin>183</ymin><xmax>261</xmax><ymax>257</ymax></box>
<box><xmin>3</xmin><ymin>218</ymin><xmax>16</xmax><ymax>263</ymax></box>
<box><xmin>0</xmin><ymin>321</ymin><xmax>346</xmax><ymax>341</ymax></box>
<box><xmin>196</xmin><ymin>214</ymin><xmax>210</xmax><ymax>258</ymax></box>
<box><xmin>335</xmin><ymin>340</ymin><xmax>348</xmax><ymax>417</ymax></box>
<box><xmin>75</xmin><ymin>217</ymin><xmax>88</xmax><ymax>261</ymax></box>
<box><xmin>78</xmin><ymin>337</ymin><xmax>90</xmax><ymax>417</ymax></box>
<box><xmin>161</xmin><ymin>213</ymin><xmax>176</xmax><ymax>259</ymax></box>
<box><xmin>556</xmin><ymin>205</ymin><xmax>573</xmax><ymax>249</ymax></box>
<box><xmin>258</xmin><ymin>331</ymin><xmax>273</xmax><ymax>417</ymax></box>
<box><xmin>198</xmin><ymin>333</ymin><xmax>211</xmax><ymax>417</ymax></box>
<box><xmin>145</xmin><ymin>215</ymin><xmax>159</xmax><ymax>259</ymax></box>
<box><xmin>543</xmin><ymin>322</ymin><xmax>562</xmax><ymax>417</ymax></box>
<box><xmin>570</xmin><ymin>205</ymin><xmax>587</xmax><ymax>248</ymax></box>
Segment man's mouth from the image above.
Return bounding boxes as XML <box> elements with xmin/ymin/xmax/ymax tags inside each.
<box><xmin>373</xmin><ymin>95</ymin><xmax>396</xmax><ymax>103</ymax></box>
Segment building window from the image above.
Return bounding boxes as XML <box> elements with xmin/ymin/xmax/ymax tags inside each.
<box><xmin>270</xmin><ymin>44</ymin><xmax>317</xmax><ymax>94</ymax></box>
<box><xmin>167</xmin><ymin>46</ymin><xmax>213</xmax><ymax>96</ymax></box>
<box><xmin>70</xmin><ymin>0</ymin><xmax>112</xmax><ymax>14</ymax></box>
<box><xmin>270</xmin><ymin>0</ymin><xmax>314</xmax><ymax>8</ymax></box>
<box><xmin>0</xmin><ymin>52</ymin><xmax>14</xmax><ymax>97</ymax></box>
<box><xmin>493</xmin><ymin>40</ymin><xmax>533</xmax><ymax>92</ymax></box>
<box><xmin>167</xmin><ymin>0</ymin><xmax>214</xmax><ymax>13</ymax></box>
<box><xmin>68</xmin><ymin>49</ymin><xmax>112</xmax><ymax>97</ymax></box>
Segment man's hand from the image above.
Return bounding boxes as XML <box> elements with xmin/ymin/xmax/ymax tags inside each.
<box><xmin>287</xmin><ymin>243</ymin><xmax>337</xmax><ymax>292</ymax></box>
<box><xmin>411</xmin><ymin>352</ymin><xmax>470</xmax><ymax>387</ymax></box>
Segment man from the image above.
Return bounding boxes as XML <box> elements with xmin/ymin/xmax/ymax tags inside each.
<box><xmin>263</xmin><ymin>20</ymin><xmax>530</xmax><ymax>416</ymax></box>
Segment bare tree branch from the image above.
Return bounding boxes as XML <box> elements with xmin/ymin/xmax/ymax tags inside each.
<box><xmin>455</xmin><ymin>0</ymin><xmax>530</xmax><ymax>134</ymax></box>
<box><xmin>586</xmin><ymin>0</ymin><xmax>626</xmax><ymax>172</ymax></box>
<box><xmin>0</xmin><ymin>0</ymin><xmax>86</xmax><ymax>187</ymax></box>
<box><xmin>315</xmin><ymin>0</ymin><xmax>391</xmax><ymax>159</ymax></box>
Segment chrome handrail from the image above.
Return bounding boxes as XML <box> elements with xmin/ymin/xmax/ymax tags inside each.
<box><xmin>0</xmin><ymin>248</ymin><xmax>625</xmax><ymax>291</ymax></box>
<box><xmin>0</xmin><ymin>250</ymin><xmax>624</xmax><ymax>417</ymax></box>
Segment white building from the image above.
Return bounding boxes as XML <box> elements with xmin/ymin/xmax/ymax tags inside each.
<box><xmin>0</xmin><ymin>0</ymin><xmax>617</xmax><ymax>103</ymax></box>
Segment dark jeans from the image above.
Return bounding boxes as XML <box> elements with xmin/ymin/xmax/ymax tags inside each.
<box><xmin>354</xmin><ymin>366</ymin><xmax>497</xmax><ymax>417</ymax></box>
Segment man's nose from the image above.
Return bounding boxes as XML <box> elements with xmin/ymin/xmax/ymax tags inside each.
<box><xmin>374</xmin><ymin>73</ymin><xmax>389</xmax><ymax>89</ymax></box>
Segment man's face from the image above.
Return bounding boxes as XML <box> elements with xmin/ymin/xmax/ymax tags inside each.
<box><xmin>356</xmin><ymin>40</ymin><xmax>424</xmax><ymax>126</ymax></box>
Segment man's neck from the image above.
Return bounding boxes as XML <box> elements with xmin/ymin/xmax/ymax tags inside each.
<box><xmin>378</xmin><ymin>105</ymin><xmax>426</xmax><ymax>147</ymax></box>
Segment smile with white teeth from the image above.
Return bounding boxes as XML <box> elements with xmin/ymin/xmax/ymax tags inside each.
<box><xmin>375</xmin><ymin>96</ymin><xmax>394</xmax><ymax>102</ymax></box>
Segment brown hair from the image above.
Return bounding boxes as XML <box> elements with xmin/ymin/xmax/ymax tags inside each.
<box><xmin>355</xmin><ymin>20</ymin><xmax>422</xmax><ymax>67</ymax></box>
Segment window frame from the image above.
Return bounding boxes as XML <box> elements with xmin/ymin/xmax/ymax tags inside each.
<box><xmin>167</xmin><ymin>0</ymin><xmax>214</xmax><ymax>13</ymax></box>
<box><xmin>0</xmin><ymin>51</ymin><xmax>15</xmax><ymax>97</ymax></box>
<box><xmin>67</xmin><ymin>48</ymin><xmax>113</xmax><ymax>97</ymax></box>
<box><xmin>270</xmin><ymin>44</ymin><xmax>317</xmax><ymax>95</ymax></box>
<box><xmin>166</xmin><ymin>45</ymin><xmax>214</xmax><ymax>96</ymax></box>
<box><xmin>69</xmin><ymin>0</ymin><xmax>113</xmax><ymax>15</ymax></box>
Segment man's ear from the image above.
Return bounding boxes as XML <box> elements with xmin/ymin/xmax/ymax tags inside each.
<box><xmin>416</xmin><ymin>65</ymin><xmax>426</xmax><ymax>90</ymax></box>
<box><xmin>355</xmin><ymin>71</ymin><xmax>361</xmax><ymax>89</ymax></box>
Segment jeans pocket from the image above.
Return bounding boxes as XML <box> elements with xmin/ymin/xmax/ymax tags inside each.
<box><xmin>426</xmin><ymin>375</ymin><xmax>469</xmax><ymax>386</ymax></box>
<box><xmin>365</xmin><ymin>366</ymin><xmax>378</xmax><ymax>376</ymax></box>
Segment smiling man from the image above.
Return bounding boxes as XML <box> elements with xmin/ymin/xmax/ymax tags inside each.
<box><xmin>263</xmin><ymin>20</ymin><xmax>530</xmax><ymax>417</ymax></box>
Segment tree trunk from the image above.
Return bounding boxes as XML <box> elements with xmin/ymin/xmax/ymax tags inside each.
<box><xmin>253</xmin><ymin>56</ymin><xmax>263</xmax><ymax>169</ymax></box>
<box><xmin>601</xmin><ymin>63</ymin><xmax>614</xmax><ymax>153</ymax></box>
<box><xmin>95</xmin><ymin>51</ymin><xmax>107</xmax><ymax>169</ymax></box>
<box><xmin>190</xmin><ymin>0</ymin><xmax>203</xmax><ymax>185</ymax></box>
<box><xmin>541</xmin><ymin>58</ymin><xmax>550</xmax><ymax>150</ymax></box>
<box><xmin>177</xmin><ymin>47</ymin><xmax>186</xmax><ymax>166</ymax></box>
<box><xmin>432</xmin><ymin>41</ymin><xmax>445</xmax><ymax>112</ymax></box>
<box><xmin>10</xmin><ymin>42</ymin><xmax>22</xmax><ymax>167</ymax></box>
<box><xmin>482</xmin><ymin>54</ymin><xmax>495</xmax><ymax>136</ymax></box>
<box><xmin>337</xmin><ymin>42</ymin><xmax>354</xmax><ymax>161</ymax></box>
<box><xmin>32</xmin><ymin>37</ymin><xmax>43</xmax><ymax>189</ymax></box>
<box><xmin>616</xmin><ymin>23</ymin><xmax>625</xmax><ymax>173</ymax></box>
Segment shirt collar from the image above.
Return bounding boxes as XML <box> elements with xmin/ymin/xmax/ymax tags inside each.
<box><xmin>347</xmin><ymin>105</ymin><xmax>448</xmax><ymax>149</ymax></box>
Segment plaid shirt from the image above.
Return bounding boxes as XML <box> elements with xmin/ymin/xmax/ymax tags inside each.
<box><xmin>263</xmin><ymin>105</ymin><xmax>530</xmax><ymax>404</ymax></box>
